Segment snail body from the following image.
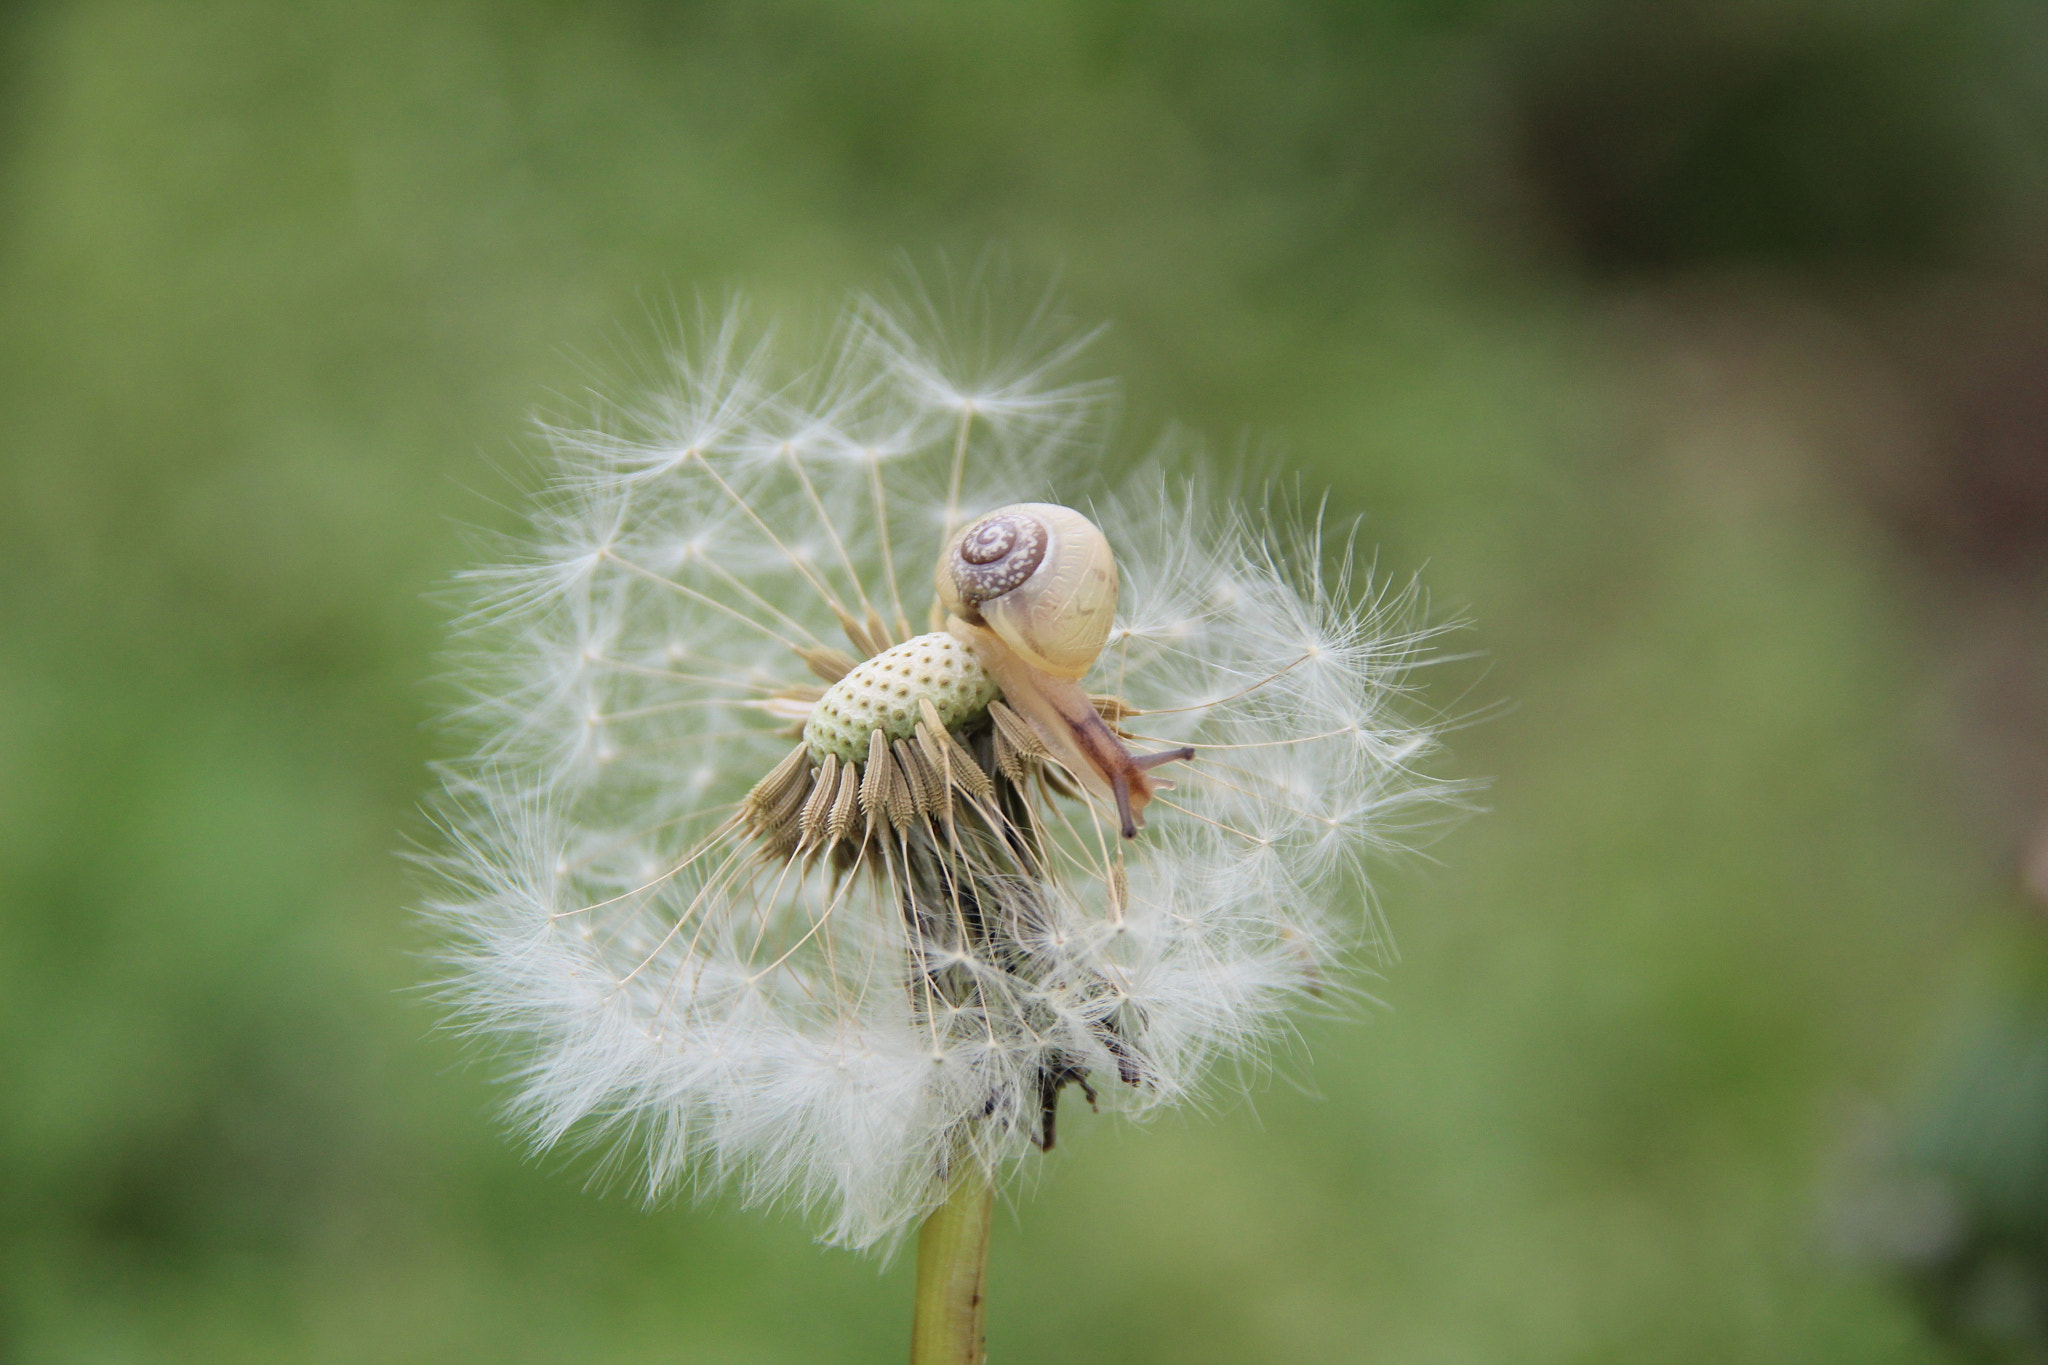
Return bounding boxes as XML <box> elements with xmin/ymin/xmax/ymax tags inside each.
<box><xmin>939</xmin><ymin>503</ymin><xmax>1192</xmax><ymax>837</ymax></box>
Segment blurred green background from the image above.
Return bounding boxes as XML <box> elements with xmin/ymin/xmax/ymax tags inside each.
<box><xmin>7</xmin><ymin>2</ymin><xmax>2048</xmax><ymax>1360</ymax></box>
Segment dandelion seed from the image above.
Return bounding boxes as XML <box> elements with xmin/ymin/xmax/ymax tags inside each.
<box><xmin>427</xmin><ymin>291</ymin><xmax>1457</xmax><ymax>1358</ymax></box>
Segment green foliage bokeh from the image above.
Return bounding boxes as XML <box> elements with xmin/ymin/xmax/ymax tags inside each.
<box><xmin>3</xmin><ymin>2</ymin><xmax>2040</xmax><ymax>1360</ymax></box>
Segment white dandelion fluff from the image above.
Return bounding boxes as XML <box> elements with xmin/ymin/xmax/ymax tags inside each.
<box><xmin>429</xmin><ymin>294</ymin><xmax>1456</xmax><ymax>1251</ymax></box>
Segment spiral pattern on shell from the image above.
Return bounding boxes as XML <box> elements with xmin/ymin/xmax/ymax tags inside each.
<box><xmin>949</xmin><ymin>510</ymin><xmax>1047</xmax><ymax>606</ymax></box>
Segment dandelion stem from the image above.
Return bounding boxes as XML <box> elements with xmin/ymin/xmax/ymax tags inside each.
<box><xmin>909</xmin><ymin>1161</ymin><xmax>995</xmax><ymax>1365</ymax></box>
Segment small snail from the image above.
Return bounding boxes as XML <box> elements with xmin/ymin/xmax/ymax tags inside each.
<box><xmin>937</xmin><ymin>503</ymin><xmax>1192</xmax><ymax>838</ymax></box>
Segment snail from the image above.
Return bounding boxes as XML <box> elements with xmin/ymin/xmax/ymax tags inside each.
<box><xmin>937</xmin><ymin>503</ymin><xmax>1193</xmax><ymax>838</ymax></box>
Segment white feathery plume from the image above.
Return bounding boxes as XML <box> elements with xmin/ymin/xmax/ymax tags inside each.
<box><xmin>428</xmin><ymin>293</ymin><xmax>1457</xmax><ymax>1250</ymax></box>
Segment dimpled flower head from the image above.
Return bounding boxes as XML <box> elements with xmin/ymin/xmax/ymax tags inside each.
<box><xmin>431</xmin><ymin>295</ymin><xmax>1454</xmax><ymax>1250</ymax></box>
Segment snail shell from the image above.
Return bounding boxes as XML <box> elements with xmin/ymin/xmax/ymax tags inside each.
<box><xmin>936</xmin><ymin>503</ymin><xmax>1117</xmax><ymax>681</ymax></box>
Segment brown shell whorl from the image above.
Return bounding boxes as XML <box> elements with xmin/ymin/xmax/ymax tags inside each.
<box><xmin>938</xmin><ymin>502</ymin><xmax>1118</xmax><ymax>682</ymax></box>
<box><xmin>949</xmin><ymin>511</ymin><xmax>1047</xmax><ymax>607</ymax></box>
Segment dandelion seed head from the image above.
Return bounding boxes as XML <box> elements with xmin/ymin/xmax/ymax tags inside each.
<box><xmin>428</xmin><ymin>294</ymin><xmax>1459</xmax><ymax>1249</ymax></box>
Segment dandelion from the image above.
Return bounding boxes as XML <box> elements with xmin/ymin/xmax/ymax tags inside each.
<box><xmin>429</xmin><ymin>291</ymin><xmax>1455</xmax><ymax>1362</ymax></box>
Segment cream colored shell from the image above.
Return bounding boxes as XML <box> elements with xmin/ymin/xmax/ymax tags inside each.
<box><xmin>802</xmin><ymin>632</ymin><xmax>998</xmax><ymax>763</ymax></box>
<box><xmin>937</xmin><ymin>502</ymin><xmax>1118</xmax><ymax>681</ymax></box>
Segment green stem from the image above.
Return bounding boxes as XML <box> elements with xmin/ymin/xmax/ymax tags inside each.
<box><xmin>910</xmin><ymin>1162</ymin><xmax>996</xmax><ymax>1365</ymax></box>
